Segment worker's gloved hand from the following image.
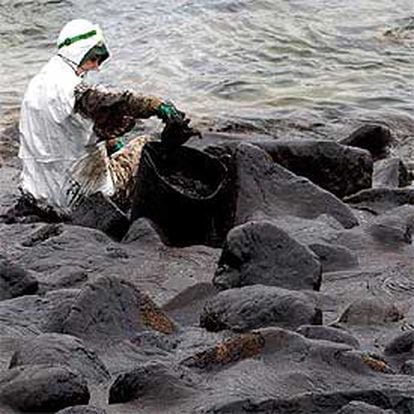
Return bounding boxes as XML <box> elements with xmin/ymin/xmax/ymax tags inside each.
<box><xmin>160</xmin><ymin>116</ymin><xmax>202</xmax><ymax>152</ymax></box>
<box><xmin>156</xmin><ymin>101</ymin><xmax>185</xmax><ymax>124</ymax></box>
<box><xmin>106</xmin><ymin>137</ymin><xmax>125</xmax><ymax>156</ymax></box>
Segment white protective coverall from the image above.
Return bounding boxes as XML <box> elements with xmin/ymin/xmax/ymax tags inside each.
<box><xmin>18</xmin><ymin>19</ymin><xmax>114</xmax><ymax>211</ymax></box>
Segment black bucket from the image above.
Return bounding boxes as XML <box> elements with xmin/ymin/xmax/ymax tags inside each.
<box><xmin>131</xmin><ymin>142</ymin><xmax>230</xmax><ymax>247</ymax></box>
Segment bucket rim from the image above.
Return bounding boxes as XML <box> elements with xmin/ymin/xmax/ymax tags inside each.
<box><xmin>142</xmin><ymin>144</ymin><xmax>228</xmax><ymax>200</ymax></box>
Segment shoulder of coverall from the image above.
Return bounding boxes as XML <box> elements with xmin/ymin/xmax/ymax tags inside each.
<box><xmin>21</xmin><ymin>55</ymin><xmax>81</xmax><ymax>125</ymax></box>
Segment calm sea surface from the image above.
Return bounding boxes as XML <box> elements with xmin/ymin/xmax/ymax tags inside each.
<box><xmin>1</xmin><ymin>0</ymin><xmax>414</xmax><ymax>136</ymax></box>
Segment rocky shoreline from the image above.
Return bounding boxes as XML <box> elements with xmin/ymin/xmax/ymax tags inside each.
<box><xmin>1</xmin><ymin>122</ymin><xmax>414</xmax><ymax>413</ymax></box>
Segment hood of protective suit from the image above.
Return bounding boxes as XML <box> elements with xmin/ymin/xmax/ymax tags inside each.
<box><xmin>57</xmin><ymin>19</ymin><xmax>109</xmax><ymax>67</ymax></box>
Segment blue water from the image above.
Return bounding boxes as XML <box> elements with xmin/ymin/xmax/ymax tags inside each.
<box><xmin>1</xmin><ymin>0</ymin><xmax>414</xmax><ymax>136</ymax></box>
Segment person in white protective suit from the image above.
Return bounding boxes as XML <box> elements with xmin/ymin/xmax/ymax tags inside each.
<box><xmin>18</xmin><ymin>19</ymin><xmax>186</xmax><ymax>214</ymax></box>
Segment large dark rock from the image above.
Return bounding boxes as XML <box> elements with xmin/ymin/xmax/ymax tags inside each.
<box><xmin>252</xmin><ymin>139</ymin><xmax>372</xmax><ymax>198</ymax></box>
<box><xmin>344</xmin><ymin>188</ymin><xmax>414</xmax><ymax>215</ymax></box>
<box><xmin>230</xmin><ymin>143</ymin><xmax>358</xmax><ymax>228</ymax></box>
<box><xmin>373</xmin><ymin>158</ymin><xmax>411</xmax><ymax>188</ymax></box>
<box><xmin>366</xmin><ymin>205</ymin><xmax>414</xmax><ymax>245</ymax></box>
<box><xmin>108</xmin><ymin>362</ymin><xmax>196</xmax><ymax>404</ymax></box>
<box><xmin>63</xmin><ymin>276</ymin><xmax>176</xmax><ymax>342</ymax></box>
<box><xmin>384</xmin><ymin>331</ymin><xmax>414</xmax><ymax>356</ymax></box>
<box><xmin>0</xmin><ymin>259</ymin><xmax>38</xmax><ymax>300</ymax></box>
<box><xmin>9</xmin><ymin>333</ymin><xmax>110</xmax><ymax>384</ymax></box>
<box><xmin>200</xmin><ymin>285</ymin><xmax>322</xmax><ymax>332</ymax></box>
<box><xmin>339</xmin><ymin>124</ymin><xmax>393</xmax><ymax>161</ymax></box>
<box><xmin>339</xmin><ymin>298</ymin><xmax>403</xmax><ymax>325</ymax></box>
<box><xmin>0</xmin><ymin>289</ymin><xmax>79</xmax><ymax>336</ymax></box>
<box><xmin>0</xmin><ymin>364</ymin><xmax>90</xmax><ymax>412</ymax></box>
<box><xmin>214</xmin><ymin>220</ymin><xmax>322</xmax><ymax>291</ymax></box>
<box><xmin>297</xmin><ymin>325</ymin><xmax>360</xmax><ymax>348</ymax></box>
<box><xmin>70</xmin><ymin>192</ymin><xmax>130</xmax><ymax>241</ymax></box>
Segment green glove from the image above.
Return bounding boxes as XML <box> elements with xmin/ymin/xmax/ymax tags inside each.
<box><xmin>107</xmin><ymin>138</ymin><xmax>125</xmax><ymax>156</ymax></box>
<box><xmin>112</xmin><ymin>138</ymin><xmax>125</xmax><ymax>152</ymax></box>
<box><xmin>157</xmin><ymin>101</ymin><xmax>185</xmax><ymax>123</ymax></box>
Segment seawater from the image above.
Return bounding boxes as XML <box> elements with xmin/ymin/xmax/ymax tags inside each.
<box><xmin>1</xmin><ymin>0</ymin><xmax>414</xmax><ymax>135</ymax></box>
